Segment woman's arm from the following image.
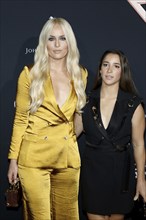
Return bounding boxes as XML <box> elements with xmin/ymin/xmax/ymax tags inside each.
<box><xmin>8</xmin><ymin>66</ymin><xmax>31</xmax><ymax>183</ymax></box>
<box><xmin>74</xmin><ymin>112</ymin><xmax>83</xmax><ymax>138</ymax></box>
<box><xmin>8</xmin><ymin>66</ymin><xmax>31</xmax><ymax>160</ymax></box>
<box><xmin>132</xmin><ymin>104</ymin><xmax>146</xmax><ymax>202</ymax></box>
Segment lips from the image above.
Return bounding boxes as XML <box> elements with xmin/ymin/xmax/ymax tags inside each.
<box><xmin>105</xmin><ymin>75</ymin><xmax>113</xmax><ymax>80</ymax></box>
<box><xmin>53</xmin><ymin>50</ymin><xmax>62</xmax><ymax>53</ymax></box>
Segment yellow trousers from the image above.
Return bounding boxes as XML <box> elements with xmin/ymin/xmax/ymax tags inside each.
<box><xmin>18</xmin><ymin>165</ymin><xmax>80</xmax><ymax>220</ymax></box>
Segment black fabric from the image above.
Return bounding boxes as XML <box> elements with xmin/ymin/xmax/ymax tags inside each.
<box><xmin>81</xmin><ymin>87</ymin><xmax>143</xmax><ymax>215</ymax></box>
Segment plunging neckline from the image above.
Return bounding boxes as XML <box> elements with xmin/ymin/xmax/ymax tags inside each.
<box><xmin>49</xmin><ymin>74</ymin><xmax>73</xmax><ymax>110</ymax></box>
<box><xmin>99</xmin><ymin>98</ymin><xmax>118</xmax><ymax>131</ymax></box>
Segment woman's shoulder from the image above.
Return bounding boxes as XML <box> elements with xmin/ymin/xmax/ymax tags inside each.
<box><xmin>18</xmin><ymin>64</ymin><xmax>33</xmax><ymax>84</ymax></box>
<box><xmin>120</xmin><ymin>90</ymin><xmax>142</xmax><ymax>101</ymax></box>
<box><xmin>119</xmin><ymin>89</ymin><xmax>144</xmax><ymax>109</ymax></box>
<box><xmin>87</xmin><ymin>87</ymin><xmax>100</xmax><ymax>98</ymax></box>
<box><xmin>80</xmin><ymin>65</ymin><xmax>88</xmax><ymax>87</ymax></box>
<box><xmin>80</xmin><ymin>65</ymin><xmax>88</xmax><ymax>77</ymax></box>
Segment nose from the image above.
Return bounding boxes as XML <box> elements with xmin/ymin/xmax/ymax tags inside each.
<box><xmin>55</xmin><ymin>39</ymin><xmax>60</xmax><ymax>47</ymax></box>
<box><xmin>108</xmin><ymin>66</ymin><xmax>112</xmax><ymax>73</ymax></box>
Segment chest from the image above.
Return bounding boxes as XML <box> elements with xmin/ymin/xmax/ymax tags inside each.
<box><xmin>83</xmin><ymin>97</ymin><xmax>134</xmax><ymax>139</ymax></box>
<box><xmin>50</xmin><ymin>75</ymin><xmax>72</xmax><ymax>108</ymax></box>
<box><xmin>100</xmin><ymin>98</ymin><xmax>117</xmax><ymax>130</ymax></box>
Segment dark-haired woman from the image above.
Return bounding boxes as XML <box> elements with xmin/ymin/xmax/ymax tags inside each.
<box><xmin>81</xmin><ymin>50</ymin><xmax>146</xmax><ymax>220</ymax></box>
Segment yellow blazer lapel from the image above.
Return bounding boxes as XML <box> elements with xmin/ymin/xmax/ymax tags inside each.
<box><xmin>61</xmin><ymin>82</ymin><xmax>77</xmax><ymax>120</ymax></box>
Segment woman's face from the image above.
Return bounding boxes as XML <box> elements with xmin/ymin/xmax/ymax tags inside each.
<box><xmin>100</xmin><ymin>53</ymin><xmax>122</xmax><ymax>86</ymax></box>
<box><xmin>47</xmin><ymin>24</ymin><xmax>68</xmax><ymax>60</ymax></box>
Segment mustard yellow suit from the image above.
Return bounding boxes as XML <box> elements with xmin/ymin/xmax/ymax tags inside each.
<box><xmin>8</xmin><ymin>66</ymin><xmax>88</xmax><ymax>220</ymax></box>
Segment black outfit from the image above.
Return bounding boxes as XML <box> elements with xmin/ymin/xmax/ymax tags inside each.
<box><xmin>81</xmin><ymin>87</ymin><xmax>143</xmax><ymax>215</ymax></box>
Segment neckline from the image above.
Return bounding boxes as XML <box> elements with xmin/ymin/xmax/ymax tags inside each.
<box><xmin>49</xmin><ymin>75</ymin><xmax>73</xmax><ymax>110</ymax></box>
<box><xmin>99</xmin><ymin>89</ymin><xmax>119</xmax><ymax>130</ymax></box>
<box><xmin>99</xmin><ymin>99</ymin><xmax>118</xmax><ymax>130</ymax></box>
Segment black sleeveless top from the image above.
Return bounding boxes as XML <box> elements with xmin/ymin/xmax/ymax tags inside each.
<box><xmin>81</xmin><ymin>87</ymin><xmax>144</xmax><ymax>215</ymax></box>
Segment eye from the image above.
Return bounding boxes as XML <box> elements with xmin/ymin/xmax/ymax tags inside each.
<box><xmin>60</xmin><ymin>36</ymin><xmax>66</xmax><ymax>41</ymax></box>
<box><xmin>115</xmin><ymin>65</ymin><xmax>120</xmax><ymax>69</ymax></box>
<box><xmin>48</xmin><ymin>37</ymin><xmax>54</xmax><ymax>41</ymax></box>
<box><xmin>102</xmin><ymin>63</ymin><xmax>108</xmax><ymax>67</ymax></box>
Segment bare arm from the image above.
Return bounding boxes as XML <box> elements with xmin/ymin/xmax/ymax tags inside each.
<box><xmin>74</xmin><ymin>112</ymin><xmax>83</xmax><ymax>138</ymax></box>
<box><xmin>132</xmin><ymin>104</ymin><xmax>146</xmax><ymax>202</ymax></box>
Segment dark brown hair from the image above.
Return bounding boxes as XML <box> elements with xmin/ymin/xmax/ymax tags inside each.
<box><xmin>93</xmin><ymin>49</ymin><xmax>138</xmax><ymax>95</ymax></box>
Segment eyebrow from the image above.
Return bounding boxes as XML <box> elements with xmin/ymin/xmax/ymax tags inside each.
<box><xmin>103</xmin><ymin>61</ymin><xmax>121</xmax><ymax>65</ymax></box>
<box><xmin>49</xmin><ymin>35</ymin><xmax>65</xmax><ymax>37</ymax></box>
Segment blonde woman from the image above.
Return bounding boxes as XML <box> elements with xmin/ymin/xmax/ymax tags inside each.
<box><xmin>7</xmin><ymin>17</ymin><xmax>88</xmax><ymax>220</ymax></box>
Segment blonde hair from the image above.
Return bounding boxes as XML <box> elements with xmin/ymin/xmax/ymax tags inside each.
<box><xmin>29</xmin><ymin>17</ymin><xmax>86</xmax><ymax>113</ymax></box>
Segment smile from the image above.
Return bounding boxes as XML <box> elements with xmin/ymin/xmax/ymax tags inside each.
<box><xmin>105</xmin><ymin>75</ymin><xmax>113</xmax><ymax>79</ymax></box>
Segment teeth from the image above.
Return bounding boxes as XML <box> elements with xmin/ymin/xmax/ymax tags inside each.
<box><xmin>106</xmin><ymin>75</ymin><xmax>113</xmax><ymax>79</ymax></box>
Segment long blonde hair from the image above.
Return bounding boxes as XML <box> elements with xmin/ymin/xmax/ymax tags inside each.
<box><xmin>29</xmin><ymin>17</ymin><xmax>86</xmax><ymax>113</ymax></box>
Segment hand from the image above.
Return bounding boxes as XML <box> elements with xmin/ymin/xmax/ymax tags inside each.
<box><xmin>7</xmin><ymin>159</ymin><xmax>18</xmax><ymax>184</ymax></box>
<box><xmin>134</xmin><ymin>179</ymin><xmax>146</xmax><ymax>202</ymax></box>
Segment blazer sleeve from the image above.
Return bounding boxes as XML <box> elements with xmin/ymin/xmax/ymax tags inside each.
<box><xmin>8</xmin><ymin>66</ymin><xmax>31</xmax><ymax>160</ymax></box>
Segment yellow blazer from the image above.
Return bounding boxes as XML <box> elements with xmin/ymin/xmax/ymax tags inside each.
<box><xmin>8</xmin><ymin>66</ymin><xmax>88</xmax><ymax>168</ymax></box>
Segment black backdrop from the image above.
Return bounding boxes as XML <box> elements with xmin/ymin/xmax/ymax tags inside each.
<box><xmin>0</xmin><ymin>0</ymin><xmax>146</xmax><ymax>220</ymax></box>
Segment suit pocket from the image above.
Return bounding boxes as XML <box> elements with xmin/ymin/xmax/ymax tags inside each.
<box><xmin>22</xmin><ymin>133</ymin><xmax>37</xmax><ymax>142</ymax></box>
